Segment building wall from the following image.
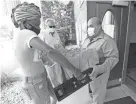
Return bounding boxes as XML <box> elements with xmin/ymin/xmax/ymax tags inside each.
<box><xmin>74</xmin><ymin>0</ymin><xmax>87</xmax><ymax>46</ymax></box>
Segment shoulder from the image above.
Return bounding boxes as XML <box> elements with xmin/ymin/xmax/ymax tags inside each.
<box><xmin>101</xmin><ymin>33</ymin><xmax>117</xmax><ymax>49</ymax></box>
<box><xmin>103</xmin><ymin>33</ymin><xmax>116</xmax><ymax>44</ymax></box>
<box><xmin>19</xmin><ymin>29</ymin><xmax>36</xmax><ymax>35</ymax></box>
<box><xmin>19</xmin><ymin>29</ymin><xmax>37</xmax><ymax>39</ymax></box>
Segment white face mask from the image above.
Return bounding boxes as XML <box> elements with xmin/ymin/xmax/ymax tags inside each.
<box><xmin>87</xmin><ymin>27</ymin><xmax>95</xmax><ymax>36</ymax></box>
<box><xmin>47</xmin><ymin>28</ymin><xmax>55</xmax><ymax>33</ymax></box>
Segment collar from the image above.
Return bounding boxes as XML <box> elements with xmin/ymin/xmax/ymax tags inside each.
<box><xmin>91</xmin><ymin>29</ymin><xmax>104</xmax><ymax>42</ymax></box>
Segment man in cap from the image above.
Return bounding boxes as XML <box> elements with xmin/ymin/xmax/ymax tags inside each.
<box><xmin>11</xmin><ymin>2</ymin><xmax>83</xmax><ymax>104</ymax></box>
<box><xmin>83</xmin><ymin>17</ymin><xmax>119</xmax><ymax>104</ymax></box>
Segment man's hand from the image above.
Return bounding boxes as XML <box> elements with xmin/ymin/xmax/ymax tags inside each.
<box><xmin>89</xmin><ymin>66</ymin><xmax>103</xmax><ymax>80</ymax></box>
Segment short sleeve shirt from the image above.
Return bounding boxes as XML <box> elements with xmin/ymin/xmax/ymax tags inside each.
<box><xmin>14</xmin><ymin>29</ymin><xmax>45</xmax><ymax>77</ymax></box>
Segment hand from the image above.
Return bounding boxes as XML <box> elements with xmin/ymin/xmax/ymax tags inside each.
<box><xmin>74</xmin><ymin>69</ymin><xmax>85</xmax><ymax>80</ymax></box>
<box><xmin>89</xmin><ymin>66</ymin><xmax>104</xmax><ymax>80</ymax></box>
<box><xmin>89</xmin><ymin>67</ymin><xmax>99</xmax><ymax>80</ymax></box>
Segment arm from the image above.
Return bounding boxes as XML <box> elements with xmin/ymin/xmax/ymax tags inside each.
<box><xmin>29</xmin><ymin>37</ymin><xmax>82</xmax><ymax>78</ymax></box>
<box><xmin>93</xmin><ymin>39</ymin><xmax>119</xmax><ymax>75</ymax></box>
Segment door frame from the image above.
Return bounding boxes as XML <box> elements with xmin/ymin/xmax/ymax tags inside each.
<box><xmin>122</xmin><ymin>1</ymin><xmax>136</xmax><ymax>92</ymax></box>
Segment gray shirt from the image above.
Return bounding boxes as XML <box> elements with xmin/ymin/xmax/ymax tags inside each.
<box><xmin>85</xmin><ymin>30</ymin><xmax>119</xmax><ymax>73</ymax></box>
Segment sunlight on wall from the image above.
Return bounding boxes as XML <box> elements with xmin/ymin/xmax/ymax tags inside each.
<box><xmin>103</xmin><ymin>25</ymin><xmax>114</xmax><ymax>38</ymax></box>
<box><xmin>74</xmin><ymin>0</ymin><xmax>87</xmax><ymax>46</ymax></box>
<box><xmin>102</xmin><ymin>11</ymin><xmax>115</xmax><ymax>38</ymax></box>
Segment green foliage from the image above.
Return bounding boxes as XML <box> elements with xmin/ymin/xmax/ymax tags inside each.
<box><xmin>40</xmin><ymin>0</ymin><xmax>76</xmax><ymax>46</ymax></box>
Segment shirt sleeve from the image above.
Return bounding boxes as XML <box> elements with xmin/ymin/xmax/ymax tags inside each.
<box><xmin>24</xmin><ymin>30</ymin><xmax>38</xmax><ymax>48</ymax></box>
<box><xmin>94</xmin><ymin>39</ymin><xmax>119</xmax><ymax>74</ymax></box>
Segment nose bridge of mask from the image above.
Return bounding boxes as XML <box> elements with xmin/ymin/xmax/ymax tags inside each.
<box><xmin>48</xmin><ymin>28</ymin><xmax>55</xmax><ymax>33</ymax></box>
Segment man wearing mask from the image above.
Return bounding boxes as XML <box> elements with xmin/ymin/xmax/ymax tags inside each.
<box><xmin>11</xmin><ymin>2</ymin><xmax>83</xmax><ymax>104</ymax></box>
<box><xmin>82</xmin><ymin>17</ymin><xmax>119</xmax><ymax>104</ymax></box>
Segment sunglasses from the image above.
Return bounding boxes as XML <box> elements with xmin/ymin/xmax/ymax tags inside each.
<box><xmin>49</xmin><ymin>26</ymin><xmax>56</xmax><ymax>28</ymax></box>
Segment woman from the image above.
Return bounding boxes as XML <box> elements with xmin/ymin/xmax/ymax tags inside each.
<box><xmin>11</xmin><ymin>2</ymin><xmax>82</xmax><ymax>104</ymax></box>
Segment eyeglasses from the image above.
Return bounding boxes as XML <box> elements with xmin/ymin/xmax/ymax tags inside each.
<box><xmin>49</xmin><ymin>26</ymin><xmax>56</xmax><ymax>28</ymax></box>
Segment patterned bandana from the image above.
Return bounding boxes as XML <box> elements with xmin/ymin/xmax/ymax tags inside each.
<box><xmin>13</xmin><ymin>2</ymin><xmax>41</xmax><ymax>24</ymax></box>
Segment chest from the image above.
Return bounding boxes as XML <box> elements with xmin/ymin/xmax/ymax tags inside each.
<box><xmin>44</xmin><ymin>34</ymin><xmax>60</xmax><ymax>45</ymax></box>
<box><xmin>87</xmin><ymin>39</ymin><xmax>105</xmax><ymax>59</ymax></box>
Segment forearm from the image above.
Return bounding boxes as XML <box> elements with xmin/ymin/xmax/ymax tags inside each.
<box><xmin>30</xmin><ymin>37</ymin><xmax>78</xmax><ymax>73</ymax></box>
<box><xmin>48</xmin><ymin>50</ymin><xmax>78</xmax><ymax>73</ymax></box>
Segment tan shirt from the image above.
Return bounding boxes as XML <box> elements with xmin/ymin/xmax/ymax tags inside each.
<box><xmin>14</xmin><ymin>29</ymin><xmax>45</xmax><ymax>77</ymax></box>
<box><xmin>39</xmin><ymin>29</ymin><xmax>61</xmax><ymax>48</ymax></box>
<box><xmin>84</xmin><ymin>30</ymin><xmax>119</xmax><ymax>73</ymax></box>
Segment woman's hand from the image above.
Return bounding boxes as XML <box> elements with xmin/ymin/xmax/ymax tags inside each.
<box><xmin>74</xmin><ymin>68</ymin><xmax>85</xmax><ymax>80</ymax></box>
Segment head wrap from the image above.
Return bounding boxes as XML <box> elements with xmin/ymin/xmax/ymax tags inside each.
<box><xmin>12</xmin><ymin>2</ymin><xmax>41</xmax><ymax>25</ymax></box>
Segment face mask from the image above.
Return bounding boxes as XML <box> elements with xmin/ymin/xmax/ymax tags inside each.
<box><xmin>25</xmin><ymin>22</ymin><xmax>41</xmax><ymax>35</ymax></box>
<box><xmin>30</xmin><ymin>25</ymin><xmax>41</xmax><ymax>35</ymax></box>
<box><xmin>47</xmin><ymin>28</ymin><xmax>55</xmax><ymax>33</ymax></box>
<box><xmin>87</xmin><ymin>27</ymin><xmax>95</xmax><ymax>37</ymax></box>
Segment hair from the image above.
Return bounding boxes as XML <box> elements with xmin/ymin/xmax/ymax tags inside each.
<box><xmin>88</xmin><ymin>17</ymin><xmax>102</xmax><ymax>27</ymax></box>
<box><xmin>44</xmin><ymin>18</ymin><xmax>55</xmax><ymax>25</ymax></box>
